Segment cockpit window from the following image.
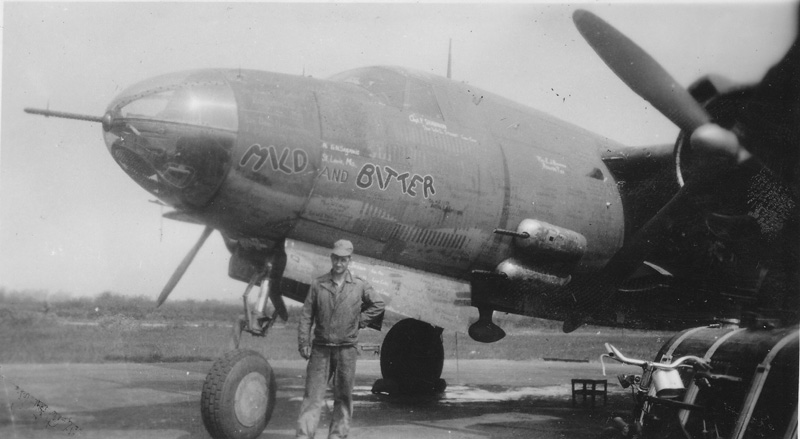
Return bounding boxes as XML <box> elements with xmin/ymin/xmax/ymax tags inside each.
<box><xmin>331</xmin><ymin>67</ymin><xmax>444</xmax><ymax>121</ymax></box>
<box><xmin>406</xmin><ymin>76</ymin><xmax>444</xmax><ymax>121</ymax></box>
<box><xmin>335</xmin><ymin>67</ymin><xmax>405</xmax><ymax>109</ymax></box>
<box><xmin>112</xmin><ymin>71</ymin><xmax>238</xmax><ymax>132</ymax></box>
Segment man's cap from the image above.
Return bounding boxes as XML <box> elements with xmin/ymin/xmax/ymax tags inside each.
<box><xmin>331</xmin><ymin>239</ymin><xmax>354</xmax><ymax>257</ymax></box>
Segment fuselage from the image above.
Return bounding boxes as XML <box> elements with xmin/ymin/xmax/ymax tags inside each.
<box><xmin>103</xmin><ymin>67</ymin><xmax>625</xmax><ymax>282</ymax></box>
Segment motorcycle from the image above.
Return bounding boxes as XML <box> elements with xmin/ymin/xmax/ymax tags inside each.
<box><xmin>600</xmin><ymin>342</ymin><xmax>743</xmax><ymax>439</ymax></box>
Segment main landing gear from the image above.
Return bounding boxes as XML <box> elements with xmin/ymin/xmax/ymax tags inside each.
<box><xmin>201</xmin><ymin>258</ymin><xmax>287</xmax><ymax>439</ymax></box>
<box><xmin>372</xmin><ymin>318</ymin><xmax>447</xmax><ymax>395</ymax></box>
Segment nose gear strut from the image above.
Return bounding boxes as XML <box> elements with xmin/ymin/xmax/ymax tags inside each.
<box><xmin>232</xmin><ymin>256</ymin><xmax>289</xmax><ymax>348</ymax></box>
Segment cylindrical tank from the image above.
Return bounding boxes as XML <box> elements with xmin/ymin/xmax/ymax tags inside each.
<box><xmin>495</xmin><ymin>258</ymin><xmax>571</xmax><ymax>288</ymax></box>
<box><xmin>513</xmin><ymin>219</ymin><xmax>586</xmax><ymax>261</ymax></box>
<box><xmin>654</xmin><ymin>325</ymin><xmax>798</xmax><ymax>439</ymax></box>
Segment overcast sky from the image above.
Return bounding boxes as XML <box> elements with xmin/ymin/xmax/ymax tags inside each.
<box><xmin>1</xmin><ymin>1</ymin><xmax>797</xmax><ymax>303</ymax></box>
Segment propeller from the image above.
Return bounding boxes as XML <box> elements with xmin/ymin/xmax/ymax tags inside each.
<box><xmin>562</xmin><ymin>10</ymin><xmax>762</xmax><ymax>330</ymax></box>
<box><xmin>156</xmin><ymin>225</ymin><xmax>214</xmax><ymax>307</ymax></box>
<box><xmin>573</xmin><ymin>10</ymin><xmax>752</xmax><ymax>165</ymax></box>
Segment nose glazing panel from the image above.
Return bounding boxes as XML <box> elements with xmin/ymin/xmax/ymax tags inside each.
<box><xmin>109</xmin><ymin>70</ymin><xmax>238</xmax><ymax>131</ymax></box>
<box><xmin>103</xmin><ymin>70</ymin><xmax>238</xmax><ymax>208</ymax></box>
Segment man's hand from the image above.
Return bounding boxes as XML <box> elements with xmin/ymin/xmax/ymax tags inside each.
<box><xmin>299</xmin><ymin>345</ymin><xmax>311</xmax><ymax>360</ymax></box>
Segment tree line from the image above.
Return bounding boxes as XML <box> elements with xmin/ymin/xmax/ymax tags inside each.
<box><xmin>0</xmin><ymin>288</ymin><xmax>304</xmax><ymax>323</ymax></box>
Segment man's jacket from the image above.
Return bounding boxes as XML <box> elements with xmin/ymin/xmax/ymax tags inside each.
<box><xmin>298</xmin><ymin>270</ymin><xmax>385</xmax><ymax>347</ymax></box>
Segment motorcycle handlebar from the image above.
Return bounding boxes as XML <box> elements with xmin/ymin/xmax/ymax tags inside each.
<box><xmin>600</xmin><ymin>343</ymin><xmax>709</xmax><ymax>376</ymax></box>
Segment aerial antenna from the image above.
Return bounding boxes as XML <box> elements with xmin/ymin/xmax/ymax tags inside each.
<box><xmin>446</xmin><ymin>38</ymin><xmax>452</xmax><ymax>79</ymax></box>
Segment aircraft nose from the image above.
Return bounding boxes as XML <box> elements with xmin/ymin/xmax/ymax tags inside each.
<box><xmin>102</xmin><ymin>70</ymin><xmax>238</xmax><ymax>208</ymax></box>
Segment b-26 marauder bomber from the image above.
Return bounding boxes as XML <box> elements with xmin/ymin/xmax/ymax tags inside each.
<box><xmin>25</xmin><ymin>6</ymin><xmax>798</xmax><ymax>439</ymax></box>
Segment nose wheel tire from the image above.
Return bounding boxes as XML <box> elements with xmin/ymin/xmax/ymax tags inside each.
<box><xmin>201</xmin><ymin>349</ymin><xmax>276</xmax><ymax>439</ymax></box>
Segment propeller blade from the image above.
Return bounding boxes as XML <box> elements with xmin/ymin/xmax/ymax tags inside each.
<box><xmin>572</xmin><ymin>9</ymin><xmax>711</xmax><ymax>133</ymax></box>
<box><xmin>156</xmin><ymin>225</ymin><xmax>214</xmax><ymax>307</ymax></box>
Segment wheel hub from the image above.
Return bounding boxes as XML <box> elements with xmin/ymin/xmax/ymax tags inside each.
<box><xmin>234</xmin><ymin>372</ymin><xmax>268</xmax><ymax>427</ymax></box>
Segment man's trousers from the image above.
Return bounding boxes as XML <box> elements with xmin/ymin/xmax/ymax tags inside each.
<box><xmin>296</xmin><ymin>345</ymin><xmax>357</xmax><ymax>439</ymax></box>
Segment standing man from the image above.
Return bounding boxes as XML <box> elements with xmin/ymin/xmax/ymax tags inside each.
<box><xmin>296</xmin><ymin>239</ymin><xmax>385</xmax><ymax>439</ymax></box>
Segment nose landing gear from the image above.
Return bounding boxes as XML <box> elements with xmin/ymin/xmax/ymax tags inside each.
<box><xmin>232</xmin><ymin>262</ymin><xmax>288</xmax><ymax>349</ymax></box>
<box><xmin>202</xmin><ymin>254</ymin><xmax>288</xmax><ymax>439</ymax></box>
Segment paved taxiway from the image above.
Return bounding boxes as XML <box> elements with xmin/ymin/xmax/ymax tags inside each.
<box><xmin>1</xmin><ymin>358</ymin><xmax>635</xmax><ymax>438</ymax></box>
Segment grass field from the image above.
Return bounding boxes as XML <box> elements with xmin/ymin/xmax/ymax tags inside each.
<box><xmin>0</xmin><ymin>302</ymin><xmax>673</xmax><ymax>364</ymax></box>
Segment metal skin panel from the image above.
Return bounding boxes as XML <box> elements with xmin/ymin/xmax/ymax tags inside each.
<box><xmin>222</xmin><ymin>67</ymin><xmax>621</xmax><ymax>320</ymax></box>
<box><xmin>425</xmin><ymin>72</ymin><xmax>625</xmax><ymax>275</ymax></box>
<box><xmin>102</xmin><ymin>66</ymin><xmax>627</xmax><ymax>321</ymax></box>
<box><xmin>300</xmin><ymin>77</ymin><xmax>502</xmax><ymax>278</ymax></box>
<box><xmin>472</xmin><ymin>91</ymin><xmax>624</xmax><ymax>273</ymax></box>
<box><xmin>203</xmin><ymin>70</ymin><xmax>322</xmax><ymax>239</ymax></box>
<box><xmin>296</xmin><ymin>68</ymin><xmax>624</xmax><ymax>280</ymax></box>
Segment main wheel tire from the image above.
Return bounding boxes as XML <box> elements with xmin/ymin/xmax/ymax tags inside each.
<box><xmin>380</xmin><ymin>318</ymin><xmax>445</xmax><ymax>394</ymax></box>
<box><xmin>201</xmin><ymin>349</ymin><xmax>276</xmax><ymax>439</ymax></box>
